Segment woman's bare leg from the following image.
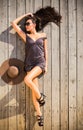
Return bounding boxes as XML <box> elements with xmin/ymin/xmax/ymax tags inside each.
<box><xmin>32</xmin><ymin>78</ymin><xmax>42</xmax><ymax>116</ymax></box>
<box><xmin>24</xmin><ymin>66</ymin><xmax>42</xmax><ymax>99</ymax></box>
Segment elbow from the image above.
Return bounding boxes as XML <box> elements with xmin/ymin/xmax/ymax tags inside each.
<box><xmin>11</xmin><ymin>21</ymin><xmax>17</xmax><ymax>31</ymax></box>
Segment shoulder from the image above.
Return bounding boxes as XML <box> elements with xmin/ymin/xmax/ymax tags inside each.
<box><xmin>39</xmin><ymin>33</ymin><xmax>47</xmax><ymax>40</ymax></box>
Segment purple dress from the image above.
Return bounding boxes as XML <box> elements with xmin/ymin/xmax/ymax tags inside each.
<box><xmin>24</xmin><ymin>34</ymin><xmax>47</xmax><ymax>76</ymax></box>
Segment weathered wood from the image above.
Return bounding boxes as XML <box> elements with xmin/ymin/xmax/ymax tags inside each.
<box><xmin>26</xmin><ymin>1</ymin><xmax>36</xmax><ymax>130</ymax></box>
<box><xmin>0</xmin><ymin>0</ymin><xmax>83</xmax><ymax>130</ymax></box>
<box><xmin>29</xmin><ymin>1</ymin><xmax>35</xmax><ymax>129</ymax></box>
<box><xmin>34</xmin><ymin>1</ymin><xmax>43</xmax><ymax>130</ymax></box>
<box><xmin>77</xmin><ymin>0</ymin><xmax>83</xmax><ymax>130</ymax></box>
<box><xmin>68</xmin><ymin>0</ymin><xmax>77</xmax><ymax>130</ymax></box>
<box><xmin>25</xmin><ymin>1</ymin><xmax>31</xmax><ymax>130</ymax></box>
<box><xmin>51</xmin><ymin>0</ymin><xmax>60</xmax><ymax>130</ymax></box>
<box><xmin>8</xmin><ymin>0</ymin><xmax>17</xmax><ymax>130</ymax></box>
<box><xmin>43</xmin><ymin>0</ymin><xmax>52</xmax><ymax>130</ymax></box>
<box><xmin>0</xmin><ymin>0</ymin><xmax>9</xmax><ymax>130</ymax></box>
<box><xmin>60</xmin><ymin>0</ymin><xmax>69</xmax><ymax>129</ymax></box>
<box><xmin>16</xmin><ymin>0</ymin><xmax>26</xmax><ymax>130</ymax></box>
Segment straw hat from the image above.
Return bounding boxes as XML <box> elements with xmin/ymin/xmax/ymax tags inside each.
<box><xmin>0</xmin><ymin>58</ymin><xmax>26</xmax><ymax>85</ymax></box>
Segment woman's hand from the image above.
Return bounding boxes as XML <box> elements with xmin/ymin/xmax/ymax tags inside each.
<box><xmin>25</xmin><ymin>13</ymin><xmax>33</xmax><ymax>17</ymax></box>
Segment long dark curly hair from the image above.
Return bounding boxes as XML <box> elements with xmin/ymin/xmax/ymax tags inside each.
<box><xmin>24</xmin><ymin>6</ymin><xmax>62</xmax><ymax>32</ymax></box>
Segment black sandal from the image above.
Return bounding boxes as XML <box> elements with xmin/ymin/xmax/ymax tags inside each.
<box><xmin>37</xmin><ymin>93</ymin><xmax>46</xmax><ymax>106</ymax></box>
<box><xmin>37</xmin><ymin>115</ymin><xmax>43</xmax><ymax>126</ymax></box>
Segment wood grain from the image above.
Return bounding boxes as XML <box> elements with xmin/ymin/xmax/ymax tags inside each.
<box><xmin>0</xmin><ymin>0</ymin><xmax>83</xmax><ymax>130</ymax></box>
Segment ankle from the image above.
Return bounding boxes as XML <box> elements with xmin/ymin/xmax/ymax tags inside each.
<box><xmin>37</xmin><ymin>93</ymin><xmax>46</xmax><ymax>107</ymax></box>
<box><xmin>37</xmin><ymin>93</ymin><xmax>41</xmax><ymax>100</ymax></box>
<box><xmin>37</xmin><ymin>115</ymin><xmax>43</xmax><ymax>127</ymax></box>
<box><xmin>37</xmin><ymin>112</ymin><xmax>42</xmax><ymax>116</ymax></box>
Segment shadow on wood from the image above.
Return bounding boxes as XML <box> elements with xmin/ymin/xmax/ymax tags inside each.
<box><xmin>0</xmin><ymin>26</ymin><xmax>37</xmax><ymax>129</ymax></box>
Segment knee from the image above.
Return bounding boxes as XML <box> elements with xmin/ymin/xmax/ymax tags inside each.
<box><xmin>24</xmin><ymin>75</ymin><xmax>32</xmax><ymax>86</ymax></box>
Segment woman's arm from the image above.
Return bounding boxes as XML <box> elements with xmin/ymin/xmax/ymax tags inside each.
<box><xmin>43</xmin><ymin>36</ymin><xmax>48</xmax><ymax>73</ymax></box>
<box><xmin>11</xmin><ymin>13</ymin><xmax>32</xmax><ymax>43</ymax></box>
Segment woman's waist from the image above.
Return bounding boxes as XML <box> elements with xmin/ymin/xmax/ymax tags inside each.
<box><xmin>24</xmin><ymin>56</ymin><xmax>45</xmax><ymax>65</ymax></box>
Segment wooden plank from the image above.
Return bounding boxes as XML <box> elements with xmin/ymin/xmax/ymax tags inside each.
<box><xmin>34</xmin><ymin>0</ymin><xmax>43</xmax><ymax>100</ymax></box>
<box><xmin>16</xmin><ymin>0</ymin><xmax>26</xmax><ymax>130</ymax></box>
<box><xmin>8</xmin><ymin>0</ymin><xmax>17</xmax><ymax>129</ymax></box>
<box><xmin>0</xmin><ymin>0</ymin><xmax>9</xmax><ymax>129</ymax></box>
<box><xmin>68</xmin><ymin>0</ymin><xmax>77</xmax><ymax>130</ymax></box>
<box><xmin>0</xmin><ymin>0</ymin><xmax>8</xmax><ymax>61</ymax></box>
<box><xmin>60</xmin><ymin>0</ymin><xmax>69</xmax><ymax>129</ymax></box>
<box><xmin>1</xmin><ymin>0</ymin><xmax>83</xmax><ymax>130</ymax></box>
<box><xmin>34</xmin><ymin>1</ymin><xmax>43</xmax><ymax>130</ymax></box>
<box><xmin>25</xmin><ymin>1</ymin><xmax>30</xmax><ymax>130</ymax></box>
<box><xmin>77</xmin><ymin>0</ymin><xmax>83</xmax><ymax>130</ymax></box>
<box><xmin>51</xmin><ymin>0</ymin><xmax>60</xmax><ymax>130</ymax></box>
<box><xmin>43</xmin><ymin>0</ymin><xmax>52</xmax><ymax>130</ymax></box>
<box><xmin>25</xmin><ymin>0</ymin><xmax>36</xmax><ymax>130</ymax></box>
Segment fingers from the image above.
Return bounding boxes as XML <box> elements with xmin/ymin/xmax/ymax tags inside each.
<box><xmin>26</xmin><ymin>13</ymin><xmax>33</xmax><ymax>17</ymax></box>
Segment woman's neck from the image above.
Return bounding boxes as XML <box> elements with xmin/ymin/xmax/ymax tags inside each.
<box><xmin>30</xmin><ymin>28</ymin><xmax>37</xmax><ymax>35</ymax></box>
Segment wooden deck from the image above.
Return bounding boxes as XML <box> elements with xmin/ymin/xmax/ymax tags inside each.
<box><xmin>0</xmin><ymin>0</ymin><xmax>83</xmax><ymax>130</ymax></box>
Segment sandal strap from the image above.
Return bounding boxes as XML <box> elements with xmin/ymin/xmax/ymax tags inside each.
<box><xmin>37</xmin><ymin>115</ymin><xmax>43</xmax><ymax>126</ymax></box>
<box><xmin>37</xmin><ymin>93</ymin><xmax>46</xmax><ymax>106</ymax></box>
<box><xmin>37</xmin><ymin>115</ymin><xmax>43</xmax><ymax>120</ymax></box>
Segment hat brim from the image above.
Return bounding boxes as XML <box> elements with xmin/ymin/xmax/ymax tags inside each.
<box><xmin>0</xmin><ymin>58</ymin><xmax>26</xmax><ymax>85</ymax></box>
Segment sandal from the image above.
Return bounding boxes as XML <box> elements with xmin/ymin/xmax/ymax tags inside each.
<box><xmin>37</xmin><ymin>93</ymin><xmax>46</xmax><ymax>106</ymax></box>
<box><xmin>37</xmin><ymin>115</ymin><xmax>43</xmax><ymax>126</ymax></box>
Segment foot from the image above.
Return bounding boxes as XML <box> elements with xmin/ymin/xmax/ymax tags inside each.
<box><xmin>37</xmin><ymin>93</ymin><xmax>46</xmax><ymax>106</ymax></box>
<box><xmin>37</xmin><ymin>115</ymin><xmax>43</xmax><ymax>126</ymax></box>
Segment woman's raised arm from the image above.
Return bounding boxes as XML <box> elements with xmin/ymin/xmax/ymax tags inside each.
<box><xmin>11</xmin><ymin>13</ymin><xmax>32</xmax><ymax>43</ymax></box>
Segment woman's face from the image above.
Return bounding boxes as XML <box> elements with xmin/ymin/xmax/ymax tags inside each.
<box><xmin>25</xmin><ymin>19</ymin><xmax>36</xmax><ymax>32</ymax></box>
